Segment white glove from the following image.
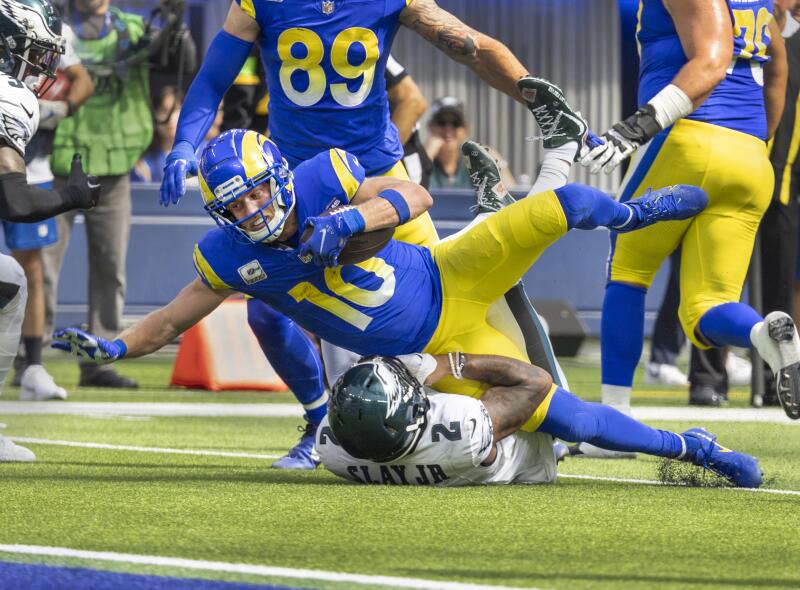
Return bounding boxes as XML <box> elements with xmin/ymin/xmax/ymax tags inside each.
<box><xmin>396</xmin><ymin>353</ymin><xmax>438</xmax><ymax>385</ymax></box>
<box><xmin>38</xmin><ymin>99</ymin><xmax>68</xmax><ymax>130</ymax></box>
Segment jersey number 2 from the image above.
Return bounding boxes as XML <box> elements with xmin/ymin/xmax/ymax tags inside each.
<box><xmin>277</xmin><ymin>27</ymin><xmax>379</xmax><ymax>108</ymax></box>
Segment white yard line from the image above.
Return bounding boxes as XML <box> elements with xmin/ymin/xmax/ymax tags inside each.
<box><xmin>12</xmin><ymin>437</ymin><xmax>800</xmax><ymax>496</ymax></box>
<box><xmin>0</xmin><ymin>402</ymin><xmax>796</xmax><ymax>423</ymax></box>
<box><xmin>557</xmin><ymin>473</ymin><xmax>800</xmax><ymax>496</ymax></box>
<box><xmin>8</xmin><ymin>438</ymin><xmax>281</xmax><ymax>460</ymax></box>
<box><xmin>0</xmin><ymin>545</ymin><xmax>547</xmax><ymax>590</ymax></box>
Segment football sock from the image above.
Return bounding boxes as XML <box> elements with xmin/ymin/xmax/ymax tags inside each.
<box><xmin>697</xmin><ymin>302</ymin><xmax>762</xmax><ymax>348</ymax></box>
<box><xmin>528</xmin><ymin>143</ymin><xmax>575</xmax><ymax>196</ymax></box>
<box><xmin>554</xmin><ymin>184</ymin><xmax>633</xmax><ymax>230</ymax></box>
<box><xmin>540</xmin><ymin>387</ymin><xmax>685</xmax><ymax>458</ymax></box>
<box><xmin>247</xmin><ymin>299</ymin><xmax>328</xmax><ymax>426</ymax></box>
<box><xmin>23</xmin><ymin>336</ymin><xmax>42</xmax><ymax>366</ymax></box>
<box><xmin>601</xmin><ymin>281</ymin><xmax>646</xmax><ymax>389</ymax></box>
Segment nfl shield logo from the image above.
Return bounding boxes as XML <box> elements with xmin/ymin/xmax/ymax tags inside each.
<box><xmin>322</xmin><ymin>0</ymin><xmax>334</xmax><ymax>15</ymax></box>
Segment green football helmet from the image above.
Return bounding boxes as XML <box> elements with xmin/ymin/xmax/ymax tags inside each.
<box><xmin>0</xmin><ymin>0</ymin><xmax>64</xmax><ymax>95</ymax></box>
<box><xmin>329</xmin><ymin>356</ymin><xmax>430</xmax><ymax>463</ymax></box>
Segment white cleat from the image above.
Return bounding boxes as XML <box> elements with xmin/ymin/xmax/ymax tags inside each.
<box><xmin>19</xmin><ymin>365</ymin><xmax>68</xmax><ymax>401</ymax></box>
<box><xmin>0</xmin><ymin>435</ymin><xmax>35</xmax><ymax>462</ymax></box>
<box><xmin>751</xmin><ymin>311</ymin><xmax>800</xmax><ymax>420</ymax></box>
<box><xmin>725</xmin><ymin>353</ymin><xmax>752</xmax><ymax>386</ymax></box>
<box><xmin>569</xmin><ymin>442</ymin><xmax>637</xmax><ymax>459</ymax></box>
<box><xmin>644</xmin><ymin>362</ymin><xmax>689</xmax><ymax>387</ymax></box>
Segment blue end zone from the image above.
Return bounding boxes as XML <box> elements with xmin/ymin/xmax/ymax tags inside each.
<box><xmin>0</xmin><ymin>562</ymin><xmax>302</xmax><ymax>590</ymax></box>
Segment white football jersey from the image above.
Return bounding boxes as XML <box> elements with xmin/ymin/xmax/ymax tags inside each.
<box><xmin>316</xmin><ymin>392</ymin><xmax>557</xmax><ymax>486</ymax></box>
<box><xmin>0</xmin><ymin>72</ymin><xmax>39</xmax><ymax>157</ymax></box>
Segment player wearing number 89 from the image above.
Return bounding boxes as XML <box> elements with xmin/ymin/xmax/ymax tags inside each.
<box><xmin>580</xmin><ymin>0</ymin><xmax>800</xmax><ymax>425</ymax></box>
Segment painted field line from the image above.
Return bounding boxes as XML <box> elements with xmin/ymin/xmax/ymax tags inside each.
<box><xmin>10</xmin><ymin>438</ymin><xmax>281</xmax><ymax>460</ymax></box>
<box><xmin>0</xmin><ymin>545</ymin><xmax>547</xmax><ymax>590</ymax></box>
<box><xmin>0</xmin><ymin>402</ymin><xmax>303</xmax><ymax>417</ymax></box>
<box><xmin>558</xmin><ymin>473</ymin><xmax>800</xmax><ymax>496</ymax></box>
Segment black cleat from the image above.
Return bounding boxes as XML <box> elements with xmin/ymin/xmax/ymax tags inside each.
<box><xmin>461</xmin><ymin>140</ymin><xmax>516</xmax><ymax>214</ymax></box>
<box><xmin>751</xmin><ymin>311</ymin><xmax>800</xmax><ymax>419</ymax></box>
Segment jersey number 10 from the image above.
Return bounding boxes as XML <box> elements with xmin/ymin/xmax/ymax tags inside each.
<box><xmin>278</xmin><ymin>27</ymin><xmax>379</xmax><ymax>108</ymax></box>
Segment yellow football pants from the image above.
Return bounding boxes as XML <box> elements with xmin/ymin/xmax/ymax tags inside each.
<box><xmin>423</xmin><ymin>190</ymin><xmax>568</xmax><ymax>400</ymax></box>
<box><xmin>609</xmin><ymin>119</ymin><xmax>773</xmax><ymax>347</ymax></box>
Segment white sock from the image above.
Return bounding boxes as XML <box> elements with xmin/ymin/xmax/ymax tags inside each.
<box><xmin>601</xmin><ymin>384</ymin><xmax>632</xmax><ymax>415</ymax></box>
<box><xmin>527</xmin><ymin>142</ymin><xmax>576</xmax><ymax>196</ymax></box>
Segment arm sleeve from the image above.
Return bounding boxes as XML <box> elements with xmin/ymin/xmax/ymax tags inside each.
<box><xmin>174</xmin><ymin>30</ymin><xmax>254</xmax><ymax>148</ymax></box>
<box><xmin>0</xmin><ymin>172</ymin><xmax>81</xmax><ymax>223</ymax></box>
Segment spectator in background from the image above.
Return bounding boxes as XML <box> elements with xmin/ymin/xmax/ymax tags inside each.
<box><xmin>385</xmin><ymin>55</ymin><xmax>432</xmax><ymax>188</ymax></box>
<box><xmin>758</xmin><ymin>0</ymin><xmax>800</xmax><ymax>405</ymax></box>
<box><xmin>426</xmin><ymin>97</ymin><xmax>516</xmax><ymax>190</ymax></box>
<box><xmin>131</xmin><ymin>86</ymin><xmax>181</xmax><ymax>184</ymax></box>
<box><xmin>42</xmin><ymin>0</ymin><xmax>194</xmax><ymax>388</ymax></box>
<box><xmin>13</xmin><ymin>23</ymin><xmax>93</xmax><ymax>400</ymax></box>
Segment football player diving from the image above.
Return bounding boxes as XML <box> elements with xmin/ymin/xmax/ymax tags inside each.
<box><xmin>53</xmin><ymin>129</ymin><xmax>707</xmax><ymax>441</ymax></box>
<box><xmin>580</xmin><ymin>0</ymin><xmax>800</xmax><ymax>433</ymax></box>
<box><xmin>318</xmin><ymin>352</ymin><xmax>762</xmax><ymax>488</ymax></box>
<box><xmin>157</xmin><ymin>0</ymin><xmax>592</xmax><ymax>469</ymax></box>
<box><xmin>0</xmin><ymin>0</ymin><xmax>100</xmax><ymax>462</ymax></box>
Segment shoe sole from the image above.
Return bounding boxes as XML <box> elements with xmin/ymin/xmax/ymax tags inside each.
<box><xmin>768</xmin><ymin>316</ymin><xmax>800</xmax><ymax>420</ymax></box>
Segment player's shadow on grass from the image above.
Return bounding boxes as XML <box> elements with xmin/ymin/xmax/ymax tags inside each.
<box><xmin>413</xmin><ymin>570</ymin><xmax>800</xmax><ymax>589</ymax></box>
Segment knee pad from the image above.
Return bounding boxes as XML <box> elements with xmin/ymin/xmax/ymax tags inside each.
<box><xmin>0</xmin><ymin>255</ymin><xmax>26</xmax><ymax>311</ymax></box>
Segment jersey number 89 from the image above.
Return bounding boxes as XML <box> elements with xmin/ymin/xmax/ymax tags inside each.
<box><xmin>278</xmin><ymin>27</ymin><xmax>379</xmax><ymax>108</ymax></box>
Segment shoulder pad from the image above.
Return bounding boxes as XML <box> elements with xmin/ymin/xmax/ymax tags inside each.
<box><xmin>0</xmin><ymin>73</ymin><xmax>39</xmax><ymax>156</ymax></box>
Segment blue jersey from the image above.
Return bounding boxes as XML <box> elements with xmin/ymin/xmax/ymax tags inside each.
<box><xmin>235</xmin><ymin>0</ymin><xmax>408</xmax><ymax>174</ymax></box>
<box><xmin>637</xmin><ymin>0</ymin><xmax>773</xmax><ymax>140</ymax></box>
<box><xmin>192</xmin><ymin>148</ymin><xmax>442</xmax><ymax>355</ymax></box>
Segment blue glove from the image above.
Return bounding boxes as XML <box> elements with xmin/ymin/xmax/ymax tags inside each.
<box><xmin>298</xmin><ymin>207</ymin><xmax>366</xmax><ymax>267</ymax></box>
<box><xmin>160</xmin><ymin>140</ymin><xmax>198</xmax><ymax>207</ymax></box>
<box><xmin>51</xmin><ymin>328</ymin><xmax>127</xmax><ymax>364</ymax></box>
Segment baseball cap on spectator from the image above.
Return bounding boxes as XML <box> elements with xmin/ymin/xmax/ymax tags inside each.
<box><xmin>429</xmin><ymin>96</ymin><xmax>465</xmax><ymax>127</ymax></box>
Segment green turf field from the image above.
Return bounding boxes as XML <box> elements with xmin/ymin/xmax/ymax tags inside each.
<box><xmin>1</xmin><ymin>354</ymin><xmax>798</xmax><ymax>590</ymax></box>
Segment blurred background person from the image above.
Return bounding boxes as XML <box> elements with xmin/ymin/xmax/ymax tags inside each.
<box><xmin>425</xmin><ymin>96</ymin><xmax>516</xmax><ymax>190</ymax></box>
<box><xmin>13</xmin><ymin>22</ymin><xmax>94</xmax><ymax>400</ymax></box>
<box><xmin>43</xmin><ymin>0</ymin><xmax>195</xmax><ymax>388</ymax></box>
<box><xmin>131</xmin><ymin>85</ymin><xmax>180</xmax><ymax>183</ymax></box>
<box><xmin>385</xmin><ymin>54</ymin><xmax>432</xmax><ymax>188</ymax></box>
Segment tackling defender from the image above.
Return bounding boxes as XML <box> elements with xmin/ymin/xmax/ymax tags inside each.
<box><xmin>319</xmin><ymin>353</ymin><xmax>762</xmax><ymax>488</ymax></box>
<box><xmin>0</xmin><ymin>0</ymin><xmax>100</xmax><ymax>462</ymax></box>
<box><xmin>54</xmin><ymin>129</ymin><xmax>706</xmax><ymax>415</ymax></box>
<box><xmin>580</xmin><ymin>0</ymin><xmax>800</xmax><ymax>425</ymax></box>
<box><xmin>158</xmin><ymin>0</ymin><xmax>590</xmax><ymax>469</ymax></box>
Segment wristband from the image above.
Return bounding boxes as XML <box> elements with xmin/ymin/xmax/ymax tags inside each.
<box><xmin>338</xmin><ymin>205</ymin><xmax>366</xmax><ymax>235</ymax></box>
<box><xmin>378</xmin><ymin>189</ymin><xmax>411</xmax><ymax>224</ymax></box>
<box><xmin>448</xmin><ymin>351</ymin><xmax>465</xmax><ymax>380</ymax></box>
<box><xmin>647</xmin><ymin>84</ymin><xmax>693</xmax><ymax>129</ymax></box>
<box><xmin>112</xmin><ymin>338</ymin><xmax>128</xmax><ymax>359</ymax></box>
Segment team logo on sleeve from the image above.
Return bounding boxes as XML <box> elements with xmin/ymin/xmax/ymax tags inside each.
<box><xmin>237</xmin><ymin>260</ymin><xmax>268</xmax><ymax>285</ymax></box>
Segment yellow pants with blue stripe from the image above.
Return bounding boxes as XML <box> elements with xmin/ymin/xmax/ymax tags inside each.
<box><xmin>380</xmin><ymin>160</ymin><xmax>439</xmax><ymax>247</ymax></box>
<box><xmin>610</xmin><ymin>119</ymin><xmax>773</xmax><ymax>347</ymax></box>
<box><xmin>423</xmin><ymin>190</ymin><xmax>568</xmax><ymax>410</ymax></box>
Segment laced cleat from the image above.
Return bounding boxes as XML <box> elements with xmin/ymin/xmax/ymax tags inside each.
<box><xmin>517</xmin><ymin>76</ymin><xmax>589</xmax><ymax>159</ymax></box>
<box><xmin>0</xmin><ymin>435</ymin><xmax>35</xmax><ymax>462</ymax></box>
<box><xmin>750</xmin><ymin>311</ymin><xmax>800</xmax><ymax>420</ymax></box>
<box><xmin>681</xmin><ymin>428</ymin><xmax>762</xmax><ymax>488</ymax></box>
<box><xmin>19</xmin><ymin>365</ymin><xmax>67</xmax><ymax>401</ymax></box>
<box><xmin>272</xmin><ymin>421</ymin><xmax>321</xmax><ymax>470</ymax></box>
<box><xmin>613</xmin><ymin>185</ymin><xmax>708</xmax><ymax>233</ymax></box>
<box><xmin>461</xmin><ymin>140</ymin><xmax>515</xmax><ymax>214</ymax></box>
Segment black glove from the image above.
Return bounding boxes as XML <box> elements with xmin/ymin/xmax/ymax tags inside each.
<box><xmin>579</xmin><ymin>104</ymin><xmax>663</xmax><ymax>174</ymax></box>
<box><xmin>60</xmin><ymin>153</ymin><xmax>100</xmax><ymax>210</ymax></box>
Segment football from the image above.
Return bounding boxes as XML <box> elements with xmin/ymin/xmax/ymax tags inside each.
<box><xmin>40</xmin><ymin>70</ymin><xmax>71</xmax><ymax>102</ymax></box>
<box><xmin>301</xmin><ymin>207</ymin><xmax>394</xmax><ymax>265</ymax></box>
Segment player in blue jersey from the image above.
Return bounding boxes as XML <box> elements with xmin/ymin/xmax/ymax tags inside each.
<box><xmin>157</xmin><ymin>0</ymin><xmax>593</xmax><ymax>469</ymax></box>
<box><xmin>52</xmin><ymin>129</ymin><xmax>708</xmax><ymax>439</ymax></box>
<box><xmin>579</xmin><ymin>0</ymin><xmax>799</xmax><ymax>438</ymax></box>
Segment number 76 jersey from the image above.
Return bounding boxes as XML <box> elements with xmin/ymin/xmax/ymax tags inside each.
<box><xmin>235</xmin><ymin>0</ymin><xmax>408</xmax><ymax>172</ymax></box>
